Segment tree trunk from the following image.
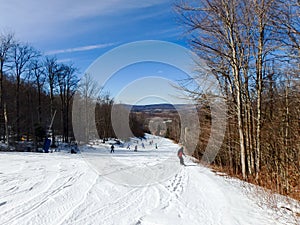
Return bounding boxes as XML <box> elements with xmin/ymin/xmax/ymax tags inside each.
<box><xmin>38</xmin><ymin>84</ymin><xmax>42</xmax><ymax>124</ymax></box>
<box><xmin>4</xmin><ymin>103</ymin><xmax>8</xmax><ymax>146</ymax></box>
<box><xmin>50</xmin><ymin>87</ymin><xmax>55</xmax><ymax>146</ymax></box>
<box><xmin>0</xmin><ymin>63</ymin><xmax>3</xmax><ymax>141</ymax></box>
<box><xmin>284</xmin><ymin>83</ymin><xmax>290</xmax><ymax>193</ymax></box>
<box><xmin>256</xmin><ymin>8</ymin><xmax>264</xmax><ymax>180</ymax></box>
<box><xmin>16</xmin><ymin>75</ymin><xmax>20</xmax><ymax>141</ymax></box>
<box><xmin>237</xmin><ymin>85</ymin><xmax>246</xmax><ymax>179</ymax></box>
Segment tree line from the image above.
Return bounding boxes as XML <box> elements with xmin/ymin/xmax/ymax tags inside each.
<box><xmin>0</xmin><ymin>33</ymin><xmax>121</xmax><ymax>150</ymax></box>
<box><xmin>0</xmin><ymin>33</ymin><xmax>80</xmax><ymax>147</ymax></box>
<box><xmin>176</xmin><ymin>0</ymin><xmax>300</xmax><ymax>199</ymax></box>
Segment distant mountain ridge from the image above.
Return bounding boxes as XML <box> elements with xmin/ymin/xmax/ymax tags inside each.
<box><xmin>120</xmin><ymin>103</ymin><xmax>195</xmax><ymax>112</ymax></box>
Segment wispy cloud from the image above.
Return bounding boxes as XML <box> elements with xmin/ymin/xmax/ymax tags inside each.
<box><xmin>146</xmin><ymin>27</ymin><xmax>183</xmax><ymax>39</ymax></box>
<box><xmin>0</xmin><ymin>0</ymin><xmax>170</xmax><ymax>41</ymax></box>
<box><xmin>57</xmin><ymin>58</ymin><xmax>73</xmax><ymax>63</ymax></box>
<box><xmin>0</xmin><ymin>0</ymin><xmax>169</xmax><ymax>29</ymax></box>
<box><xmin>45</xmin><ymin>42</ymin><xmax>117</xmax><ymax>55</ymax></box>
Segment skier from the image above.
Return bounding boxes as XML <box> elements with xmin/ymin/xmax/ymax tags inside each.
<box><xmin>142</xmin><ymin>143</ymin><xmax>145</xmax><ymax>148</ymax></box>
<box><xmin>110</xmin><ymin>144</ymin><xmax>115</xmax><ymax>153</ymax></box>
<box><xmin>177</xmin><ymin>146</ymin><xmax>186</xmax><ymax>166</ymax></box>
<box><xmin>155</xmin><ymin>143</ymin><xmax>158</xmax><ymax>149</ymax></box>
<box><xmin>134</xmin><ymin>145</ymin><xmax>138</xmax><ymax>152</ymax></box>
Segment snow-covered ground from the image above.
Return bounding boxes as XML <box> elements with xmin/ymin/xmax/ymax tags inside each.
<box><xmin>0</xmin><ymin>135</ymin><xmax>299</xmax><ymax>225</ymax></box>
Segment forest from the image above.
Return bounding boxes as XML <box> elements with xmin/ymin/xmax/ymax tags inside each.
<box><xmin>175</xmin><ymin>0</ymin><xmax>300</xmax><ymax>200</ymax></box>
<box><xmin>0</xmin><ymin>34</ymin><xmax>122</xmax><ymax>150</ymax></box>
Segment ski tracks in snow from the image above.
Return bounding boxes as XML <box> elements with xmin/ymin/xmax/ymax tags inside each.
<box><xmin>0</xmin><ymin>137</ymin><xmax>297</xmax><ymax>225</ymax></box>
<box><xmin>67</xmin><ymin>186</ymin><xmax>148</xmax><ymax>225</ymax></box>
<box><xmin>0</xmin><ymin>154</ymin><xmax>92</xmax><ymax>225</ymax></box>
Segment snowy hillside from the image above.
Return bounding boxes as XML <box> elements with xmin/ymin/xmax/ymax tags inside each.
<box><xmin>0</xmin><ymin>135</ymin><xmax>299</xmax><ymax>225</ymax></box>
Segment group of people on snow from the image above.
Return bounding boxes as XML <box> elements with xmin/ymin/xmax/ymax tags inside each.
<box><xmin>111</xmin><ymin>141</ymin><xmax>187</xmax><ymax>166</ymax></box>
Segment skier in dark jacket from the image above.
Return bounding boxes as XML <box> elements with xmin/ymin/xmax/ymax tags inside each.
<box><xmin>110</xmin><ymin>144</ymin><xmax>115</xmax><ymax>153</ymax></box>
<box><xmin>177</xmin><ymin>146</ymin><xmax>186</xmax><ymax>166</ymax></box>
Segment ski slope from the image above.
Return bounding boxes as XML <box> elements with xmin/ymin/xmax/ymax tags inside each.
<box><xmin>0</xmin><ymin>135</ymin><xmax>299</xmax><ymax>225</ymax></box>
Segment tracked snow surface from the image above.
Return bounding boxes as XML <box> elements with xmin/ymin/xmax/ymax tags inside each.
<box><xmin>0</xmin><ymin>134</ymin><xmax>299</xmax><ymax>225</ymax></box>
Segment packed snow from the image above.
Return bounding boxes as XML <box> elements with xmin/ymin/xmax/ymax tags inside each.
<box><xmin>0</xmin><ymin>135</ymin><xmax>299</xmax><ymax>225</ymax></box>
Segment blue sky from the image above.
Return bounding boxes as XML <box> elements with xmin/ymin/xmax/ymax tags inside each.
<box><xmin>0</xmin><ymin>0</ymin><xmax>199</xmax><ymax>105</ymax></box>
<box><xmin>0</xmin><ymin>0</ymin><xmax>187</xmax><ymax>70</ymax></box>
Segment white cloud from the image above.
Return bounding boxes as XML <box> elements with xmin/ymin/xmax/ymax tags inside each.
<box><xmin>0</xmin><ymin>0</ymin><xmax>171</xmax><ymax>43</ymax></box>
<box><xmin>57</xmin><ymin>58</ymin><xmax>73</xmax><ymax>63</ymax></box>
<box><xmin>45</xmin><ymin>42</ymin><xmax>118</xmax><ymax>55</ymax></box>
<box><xmin>0</xmin><ymin>0</ymin><xmax>169</xmax><ymax>31</ymax></box>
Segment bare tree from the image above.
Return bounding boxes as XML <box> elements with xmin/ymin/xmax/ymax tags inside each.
<box><xmin>0</xmin><ymin>32</ymin><xmax>14</xmax><ymax>142</ymax></box>
<box><xmin>29</xmin><ymin>58</ymin><xmax>45</xmax><ymax>124</ymax></box>
<box><xmin>177</xmin><ymin>0</ymin><xmax>282</xmax><ymax>179</ymax></box>
<box><xmin>177</xmin><ymin>0</ymin><xmax>300</xmax><ymax>199</ymax></box>
<box><xmin>97</xmin><ymin>93</ymin><xmax>115</xmax><ymax>140</ymax></box>
<box><xmin>44</xmin><ymin>56</ymin><xmax>60</xmax><ymax>145</ymax></box>
<box><xmin>57</xmin><ymin>63</ymin><xmax>79</xmax><ymax>142</ymax></box>
<box><xmin>74</xmin><ymin>73</ymin><xmax>101</xmax><ymax>143</ymax></box>
<box><xmin>9</xmin><ymin>42</ymin><xmax>39</xmax><ymax>140</ymax></box>
<box><xmin>177</xmin><ymin>0</ymin><xmax>250</xmax><ymax>178</ymax></box>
